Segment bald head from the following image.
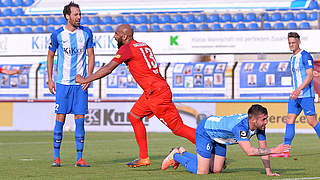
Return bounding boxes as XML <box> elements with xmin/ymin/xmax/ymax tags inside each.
<box><xmin>114</xmin><ymin>24</ymin><xmax>134</xmax><ymax>49</ymax></box>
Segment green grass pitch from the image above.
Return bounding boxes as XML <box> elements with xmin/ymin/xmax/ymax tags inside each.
<box><xmin>0</xmin><ymin>131</ymin><xmax>320</xmax><ymax>180</ymax></box>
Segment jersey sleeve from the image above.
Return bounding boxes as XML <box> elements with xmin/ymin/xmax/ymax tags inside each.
<box><xmin>48</xmin><ymin>32</ymin><xmax>58</xmax><ymax>53</ymax></box>
<box><xmin>232</xmin><ymin>125</ymin><xmax>250</xmax><ymax>142</ymax></box>
<box><xmin>256</xmin><ymin>129</ymin><xmax>266</xmax><ymax>141</ymax></box>
<box><xmin>302</xmin><ymin>52</ymin><xmax>314</xmax><ymax>70</ymax></box>
<box><xmin>112</xmin><ymin>45</ymin><xmax>133</xmax><ymax>64</ymax></box>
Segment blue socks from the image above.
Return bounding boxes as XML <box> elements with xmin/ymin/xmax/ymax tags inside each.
<box><xmin>314</xmin><ymin>122</ymin><xmax>320</xmax><ymax>139</ymax></box>
<box><xmin>53</xmin><ymin>120</ymin><xmax>64</xmax><ymax>160</ymax></box>
<box><xmin>284</xmin><ymin>124</ymin><xmax>295</xmax><ymax>145</ymax></box>
<box><xmin>174</xmin><ymin>151</ymin><xmax>198</xmax><ymax>174</ymax></box>
<box><xmin>75</xmin><ymin>118</ymin><xmax>85</xmax><ymax>161</ymax></box>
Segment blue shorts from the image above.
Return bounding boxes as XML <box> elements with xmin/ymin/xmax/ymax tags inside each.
<box><xmin>55</xmin><ymin>83</ymin><xmax>88</xmax><ymax>115</ymax></box>
<box><xmin>288</xmin><ymin>97</ymin><xmax>315</xmax><ymax>116</ymax></box>
<box><xmin>196</xmin><ymin>119</ymin><xmax>227</xmax><ymax>159</ymax></box>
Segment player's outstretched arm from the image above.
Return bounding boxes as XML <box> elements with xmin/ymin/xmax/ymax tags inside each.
<box><xmin>1</xmin><ymin>69</ymin><xmax>21</xmax><ymax>75</ymax></box>
<box><xmin>258</xmin><ymin>140</ymin><xmax>279</xmax><ymax>176</ymax></box>
<box><xmin>76</xmin><ymin>60</ymin><xmax>119</xmax><ymax>84</ymax></box>
<box><xmin>238</xmin><ymin>141</ymin><xmax>290</xmax><ymax>156</ymax></box>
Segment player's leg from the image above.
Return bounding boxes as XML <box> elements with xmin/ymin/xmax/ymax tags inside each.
<box><xmin>73</xmin><ymin>85</ymin><xmax>90</xmax><ymax>167</ymax></box>
<box><xmin>150</xmin><ymin>88</ymin><xmax>196</xmax><ymax>144</ymax></box>
<box><xmin>52</xmin><ymin>83</ymin><xmax>70</xmax><ymax>167</ymax></box>
<box><xmin>285</xmin><ymin>98</ymin><xmax>301</xmax><ymax>146</ymax></box>
<box><xmin>301</xmin><ymin>98</ymin><xmax>320</xmax><ymax>138</ymax></box>
<box><xmin>210</xmin><ymin>142</ymin><xmax>227</xmax><ymax>173</ymax></box>
<box><xmin>126</xmin><ymin>93</ymin><xmax>152</xmax><ymax>167</ymax></box>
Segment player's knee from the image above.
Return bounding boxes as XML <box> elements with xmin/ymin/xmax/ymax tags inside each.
<box><xmin>213</xmin><ymin>169</ymin><xmax>222</xmax><ymax>174</ymax></box>
<box><xmin>128</xmin><ymin>112</ymin><xmax>142</xmax><ymax>125</ymax></box>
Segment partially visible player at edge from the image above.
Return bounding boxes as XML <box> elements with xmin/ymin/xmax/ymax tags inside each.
<box><xmin>271</xmin><ymin>32</ymin><xmax>320</xmax><ymax>158</ymax></box>
<box><xmin>75</xmin><ymin>24</ymin><xmax>196</xmax><ymax>167</ymax></box>
<box><xmin>47</xmin><ymin>1</ymin><xmax>94</xmax><ymax>167</ymax></box>
<box><xmin>0</xmin><ymin>67</ymin><xmax>21</xmax><ymax>75</ymax></box>
<box><xmin>161</xmin><ymin>104</ymin><xmax>290</xmax><ymax>176</ymax></box>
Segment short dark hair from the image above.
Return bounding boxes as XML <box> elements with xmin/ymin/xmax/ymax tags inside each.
<box><xmin>248</xmin><ymin>104</ymin><xmax>268</xmax><ymax>119</ymax></box>
<box><xmin>288</xmin><ymin>32</ymin><xmax>300</xmax><ymax>40</ymax></box>
<box><xmin>63</xmin><ymin>1</ymin><xmax>80</xmax><ymax>20</ymax></box>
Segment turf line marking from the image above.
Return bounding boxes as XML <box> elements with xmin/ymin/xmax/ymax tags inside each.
<box><xmin>275</xmin><ymin>177</ymin><xmax>320</xmax><ymax>180</ymax></box>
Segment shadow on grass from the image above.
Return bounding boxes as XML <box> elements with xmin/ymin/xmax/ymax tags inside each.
<box><xmin>223</xmin><ymin>168</ymin><xmax>305</xmax><ymax>175</ymax></box>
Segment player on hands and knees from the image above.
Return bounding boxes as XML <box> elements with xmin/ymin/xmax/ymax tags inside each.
<box><xmin>48</xmin><ymin>1</ymin><xmax>94</xmax><ymax>167</ymax></box>
<box><xmin>161</xmin><ymin>104</ymin><xmax>290</xmax><ymax>176</ymax></box>
<box><xmin>75</xmin><ymin>24</ymin><xmax>196</xmax><ymax>168</ymax></box>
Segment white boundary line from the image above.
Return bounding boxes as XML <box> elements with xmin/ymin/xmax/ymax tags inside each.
<box><xmin>275</xmin><ymin>177</ymin><xmax>320</xmax><ymax>180</ymax></box>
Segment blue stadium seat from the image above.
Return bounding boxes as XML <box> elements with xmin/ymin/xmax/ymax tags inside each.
<box><xmin>113</xmin><ymin>16</ymin><xmax>124</xmax><ymax>24</ymax></box>
<box><xmin>173</xmin><ymin>24</ymin><xmax>184</xmax><ymax>31</ymax></box>
<box><xmin>102</xmin><ymin>25</ymin><xmax>113</xmax><ymax>32</ymax></box>
<box><xmin>23</xmin><ymin>0</ymin><xmax>34</xmax><ymax>6</ymax></box>
<box><xmin>150</xmin><ymin>15</ymin><xmax>159</xmax><ymax>24</ymax></box>
<box><xmin>162</xmin><ymin>24</ymin><xmax>173</xmax><ymax>31</ymax></box>
<box><xmin>210</xmin><ymin>23</ymin><xmax>221</xmax><ymax>31</ymax></box>
<box><xmin>308</xmin><ymin>11</ymin><xmax>318</xmax><ymax>21</ymax></box>
<box><xmin>273</xmin><ymin>22</ymin><xmax>285</xmax><ymax>30</ymax></box>
<box><xmin>307</xmin><ymin>0</ymin><xmax>318</xmax><ymax>9</ymax></box>
<box><xmin>248</xmin><ymin>23</ymin><xmax>259</xmax><ymax>30</ymax></box>
<box><xmin>299</xmin><ymin>22</ymin><xmax>310</xmax><ymax>29</ymax></box>
<box><xmin>3</xmin><ymin>0</ymin><xmax>13</xmax><ymax>7</ymax></box>
<box><xmin>195</xmin><ymin>14</ymin><xmax>206</xmax><ymax>23</ymax></box>
<box><xmin>235</xmin><ymin>23</ymin><xmax>246</xmax><ymax>30</ymax></box>
<box><xmin>159</xmin><ymin>15</ymin><xmax>171</xmax><ymax>24</ymax></box>
<box><xmin>296</xmin><ymin>12</ymin><xmax>307</xmax><ymax>21</ymax></box>
<box><xmin>269</xmin><ymin>12</ymin><xmax>281</xmax><ymax>21</ymax></box>
<box><xmin>81</xmin><ymin>17</ymin><xmax>89</xmax><ymax>25</ymax></box>
<box><xmin>220</xmin><ymin>13</ymin><xmax>231</xmax><ymax>22</ymax></box>
<box><xmin>2</xmin><ymin>18</ymin><xmax>12</xmax><ymax>26</ymax></box>
<box><xmin>46</xmin><ymin>26</ymin><xmax>55</xmax><ymax>33</ymax></box>
<box><xmin>263</xmin><ymin>23</ymin><xmax>272</xmax><ymax>30</ymax></box>
<box><xmin>245</xmin><ymin>13</ymin><xmax>257</xmax><ymax>22</ymax></box>
<box><xmin>56</xmin><ymin>17</ymin><xmax>66</xmax><ymax>25</ymax></box>
<box><xmin>171</xmin><ymin>14</ymin><xmax>183</xmax><ymax>23</ymax></box>
<box><xmin>286</xmin><ymin>22</ymin><xmax>297</xmax><ymax>29</ymax></box>
<box><xmin>207</xmin><ymin>14</ymin><xmax>219</xmax><ymax>23</ymax></box>
<box><xmin>183</xmin><ymin>14</ymin><xmax>195</xmax><ymax>23</ymax></box>
<box><xmin>282</xmin><ymin>12</ymin><xmax>294</xmax><ymax>21</ymax></box>
<box><xmin>150</xmin><ymin>24</ymin><xmax>160</xmax><ymax>32</ymax></box>
<box><xmin>257</xmin><ymin>13</ymin><xmax>269</xmax><ymax>21</ymax></box>
<box><xmin>223</xmin><ymin>23</ymin><xmax>234</xmax><ymax>30</ymax></box>
<box><xmin>89</xmin><ymin>16</ymin><xmax>99</xmax><ymax>25</ymax></box>
<box><xmin>47</xmin><ymin>17</ymin><xmax>56</xmax><ymax>25</ymax></box>
<box><xmin>13</xmin><ymin>8</ymin><xmax>24</xmax><ymax>16</ymax></box>
<box><xmin>1</xmin><ymin>27</ymin><xmax>10</xmax><ymax>33</ymax></box>
<box><xmin>101</xmin><ymin>16</ymin><xmax>112</xmax><ymax>25</ymax></box>
<box><xmin>33</xmin><ymin>26</ymin><xmax>44</xmax><ymax>33</ymax></box>
<box><xmin>198</xmin><ymin>24</ymin><xmax>208</xmax><ymax>31</ymax></box>
<box><xmin>131</xmin><ymin>25</ymin><xmax>137</xmax><ymax>32</ymax></box>
<box><xmin>34</xmin><ymin>17</ymin><xmax>45</xmax><ymax>25</ymax></box>
<box><xmin>14</xmin><ymin>0</ymin><xmax>23</xmax><ymax>6</ymax></box>
<box><xmin>3</xmin><ymin>8</ymin><xmax>13</xmax><ymax>16</ymax></box>
<box><xmin>12</xmin><ymin>18</ymin><xmax>22</xmax><ymax>26</ymax></box>
<box><xmin>91</xmin><ymin>26</ymin><xmax>100</xmax><ymax>32</ymax></box>
<box><xmin>232</xmin><ymin>13</ymin><xmax>244</xmax><ymax>22</ymax></box>
<box><xmin>11</xmin><ymin>27</ymin><xmax>21</xmax><ymax>33</ymax></box>
<box><xmin>136</xmin><ymin>25</ymin><xmax>148</xmax><ymax>32</ymax></box>
<box><xmin>136</xmin><ymin>15</ymin><xmax>148</xmax><ymax>24</ymax></box>
<box><xmin>185</xmin><ymin>24</ymin><xmax>197</xmax><ymax>31</ymax></box>
<box><xmin>22</xmin><ymin>27</ymin><xmax>32</xmax><ymax>33</ymax></box>
<box><xmin>125</xmin><ymin>16</ymin><xmax>136</xmax><ymax>24</ymax></box>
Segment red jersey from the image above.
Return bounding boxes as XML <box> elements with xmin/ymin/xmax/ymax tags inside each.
<box><xmin>112</xmin><ymin>40</ymin><xmax>168</xmax><ymax>93</ymax></box>
<box><xmin>0</xmin><ymin>68</ymin><xmax>2</xmax><ymax>73</ymax></box>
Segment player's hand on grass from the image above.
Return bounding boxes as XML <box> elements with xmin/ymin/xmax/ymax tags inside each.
<box><xmin>48</xmin><ymin>78</ymin><xmax>56</xmax><ymax>95</ymax></box>
<box><xmin>75</xmin><ymin>74</ymin><xmax>85</xmax><ymax>84</ymax></box>
<box><xmin>267</xmin><ymin>172</ymin><xmax>280</xmax><ymax>176</ymax></box>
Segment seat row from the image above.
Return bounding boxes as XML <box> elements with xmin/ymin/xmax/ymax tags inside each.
<box><xmin>0</xmin><ymin>0</ymin><xmax>34</xmax><ymax>7</ymax></box>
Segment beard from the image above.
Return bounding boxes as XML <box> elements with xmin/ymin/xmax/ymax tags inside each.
<box><xmin>117</xmin><ymin>39</ymin><xmax>124</xmax><ymax>49</ymax></box>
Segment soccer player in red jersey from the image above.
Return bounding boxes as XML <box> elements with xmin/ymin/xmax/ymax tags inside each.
<box><xmin>0</xmin><ymin>67</ymin><xmax>21</xmax><ymax>75</ymax></box>
<box><xmin>75</xmin><ymin>24</ymin><xmax>196</xmax><ymax>167</ymax></box>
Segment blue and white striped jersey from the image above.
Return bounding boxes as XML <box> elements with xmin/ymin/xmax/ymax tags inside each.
<box><xmin>204</xmin><ymin>113</ymin><xmax>266</xmax><ymax>145</ymax></box>
<box><xmin>289</xmin><ymin>49</ymin><xmax>314</xmax><ymax>98</ymax></box>
<box><xmin>48</xmin><ymin>26</ymin><xmax>93</xmax><ymax>85</ymax></box>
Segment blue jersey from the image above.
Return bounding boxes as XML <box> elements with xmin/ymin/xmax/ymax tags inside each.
<box><xmin>204</xmin><ymin>113</ymin><xmax>266</xmax><ymax>145</ymax></box>
<box><xmin>289</xmin><ymin>49</ymin><xmax>314</xmax><ymax>98</ymax></box>
<box><xmin>48</xmin><ymin>26</ymin><xmax>94</xmax><ymax>85</ymax></box>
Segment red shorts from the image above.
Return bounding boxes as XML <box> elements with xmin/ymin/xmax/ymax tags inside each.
<box><xmin>130</xmin><ymin>86</ymin><xmax>182</xmax><ymax>131</ymax></box>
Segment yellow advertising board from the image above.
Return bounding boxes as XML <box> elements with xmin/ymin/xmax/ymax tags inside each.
<box><xmin>216</xmin><ymin>102</ymin><xmax>320</xmax><ymax>129</ymax></box>
<box><xmin>0</xmin><ymin>103</ymin><xmax>13</xmax><ymax>127</ymax></box>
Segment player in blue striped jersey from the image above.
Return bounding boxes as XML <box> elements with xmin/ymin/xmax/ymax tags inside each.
<box><xmin>162</xmin><ymin>104</ymin><xmax>290</xmax><ymax>176</ymax></box>
<box><xmin>47</xmin><ymin>1</ymin><xmax>95</xmax><ymax>167</ymax></box>
<box><xmin>272</xmin><ymin>32</ymin><xmax>320</xmax><ymax>158</ymax></box>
